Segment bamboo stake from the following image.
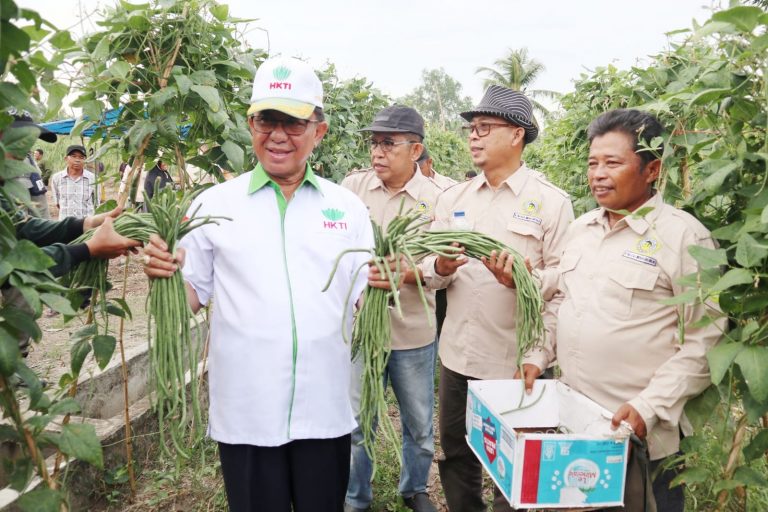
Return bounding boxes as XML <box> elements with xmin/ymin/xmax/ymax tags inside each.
<box><xmin>117</xmin><ymin>254</ymin><xmax>136</xmax><ymax>497</ymax></box>
<box><xmin>716</xmin><ymin>414</ymin><xmax>749</xmax><ymax>510</ymax></box>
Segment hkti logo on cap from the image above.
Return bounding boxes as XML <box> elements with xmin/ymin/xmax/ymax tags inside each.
<box><xmin>248</xmin><ymin>57</ymin><xmax>324</xmax><ymax>119</ymax></box>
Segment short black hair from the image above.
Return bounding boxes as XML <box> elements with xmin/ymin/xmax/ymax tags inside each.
<box><xmin>34</xmin><ymin>148</ymin><xmax>43</xmax><ymax>155</ymax></box>
<box><xmin>587</xmin><ymin>109</ymin><xmax>664</xmax><ymax>167</ymax></box>
<box><xmin>417</xmin><ymin>147</ymin><xmax>430</xmax><ymax>163</ymax></box>
<box><xmin>465</xmin><ymin>170</ymin><xmax>478</xmax><ymax>179</ymax></box>
<box><xmin>313</xmin><ymin>106</ymin><xmax>325</xmax><ymax>122</ymax></box>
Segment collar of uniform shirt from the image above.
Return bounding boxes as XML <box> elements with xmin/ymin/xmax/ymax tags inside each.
<box><xmin>366</xmin><ymin>166</ymin><xmax>424</xmax><ymax>200</ymax></box>
<box><xmin>591</xmin><ymin>192</ymin><xmax>663</xmax><ymax>235</ymax></box>
<box><xmin>475</xmin><ymin>163</ymin><xmax>532</xmax><ymax>195</ymax></box>
<box><xmin>247</xmin><ymin>162</ymin><xmax>322</xmax><ymax>195</ymax></box>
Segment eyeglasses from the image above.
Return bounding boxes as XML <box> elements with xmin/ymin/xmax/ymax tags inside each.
<box><xmin>460</xmin><ymin>122</ymin><xmax>515</xmax><ymax>137</ymax></box>
<box><xmin>369</xmin><ymin>139</ymin><xmax>415</xmax><ymax>153</ymax></box>
<box><xmin>250</xmin><ymin>116</ymin><xmax>319</xmax><ymax>136</ymax></box>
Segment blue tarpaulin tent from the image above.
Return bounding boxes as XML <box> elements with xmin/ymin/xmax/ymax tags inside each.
<box><xmin>40</xmin><ymin>108</ymin><xmax>122</xmax><ymax>137</ymax></box>
<box><xmin>40</xmin><ymin>108</ymin><xmax>190</xmax><ymax>138</ymax></box>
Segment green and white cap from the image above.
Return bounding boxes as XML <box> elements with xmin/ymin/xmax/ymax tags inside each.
<box><xmin>247</xmin><ymin>57</ymin><xmax>324</xmax><ymax>120</ymax></box>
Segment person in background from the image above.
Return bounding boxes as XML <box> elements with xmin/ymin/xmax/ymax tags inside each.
<box><xmin>464</xmin><ymin>170</ymin><xmax>477</xmax><ymax>180</ymax></box>
<box><xmin>142</xmin><ymin>56</ymin><xmax>374</xmax><ymax>512</ymax></box>
<box><xmin>417</xmin><ymin>146</ymin><xmax>456</xmax><ymax>190</ymax></box>
<box><xmin>50</xmin><ymin>145</ymin><xmax>98</xmax><ymax>219</ymax></box>
<box><xmin>1</xmin><ymin>113</ymin><xmax>141</xmax><ymax>358</ymax></box>
<box><xmin>516</xmin><ymin>109</ymin><xmax>725</xmax><ymax>512</ymax></box>
<box><xmin>34</xmin><ymin>148</ymin><xmax>51</xmax><ymax>186</ymax></box>
<box><xmin>422</xmin><ymin>86</ymin><xmax>574</xmax><ymax>512</ymax></box>
<box><xmin>144</xmin><ymin>159</ymin><xmax>174</xmax><ymax>202</ymax></box>
<box><xmin>342</xmin><ymin>106</ymin><xmax>441</xmax><ymax>512</ymax></box>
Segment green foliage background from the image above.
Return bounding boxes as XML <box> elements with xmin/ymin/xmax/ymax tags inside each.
<box><xmin>527</xmin><ymin>6</ymin><xmax>768</xmax><ymax>509</ymax></box>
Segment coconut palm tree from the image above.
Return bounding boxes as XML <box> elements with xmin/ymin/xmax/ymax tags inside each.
<box><xmin>476</xmin><ymin>47</ymin><xmax>560</xmax><ymax>119</ymax></box>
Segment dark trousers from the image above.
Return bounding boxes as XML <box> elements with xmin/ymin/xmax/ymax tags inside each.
<box><xmin>218</xmin><ymin>435</ymin><xmax>351</xmax><ymax>512</ymax></box>
<box><xmin>438</xmin><ymin>363</ymin><xmax>486</xmax><ymax>512</ymax></box>
<box><xmin>601</xmin><ymin>438</ymin><xmax>684</xmax><ymax>512</ymax></box>
<box><xmin>435</xmin><ymin>289</ymin><xmax>447</xmax><ymax>338</ymax></box>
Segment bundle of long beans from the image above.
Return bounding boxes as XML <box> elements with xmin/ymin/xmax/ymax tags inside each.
<box><xmin>67</xmin><ymin>187</ymin><xmax>226</xmax><ymax>460</ymax></box>
<box><xmin>404</xmin><ymin>230</ymin><xmax>544</xmax><ymax>359</ymax></box>
<box><xmin>324</xmin><ymin>205</ymin><xmax>544</xmax><ymax>468</ymax></box>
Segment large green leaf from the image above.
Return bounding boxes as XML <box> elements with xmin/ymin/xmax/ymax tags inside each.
<box><xmin>108</xmin><ymin>60</ymin><xmax>131</xmax><ymax>80</ymax></box>
<box><xmin>671</xmin><ymin>467</ymin><xmax>710</xmax><ymax>487</ymax></box>
<box><xmin>1</xmin><ymin>125</ymin><xmax>38</xmax><ymax>158</ymax></box>
<box><xmin>149</xmin><ymin>85</ymin><xmax>177</xmax><ymax>111</ymax></box>
<box><xmin>702</xmin><ymin>162</ymin><xmax>738</xmax><ymax>193</ymax></box>
<box><xmin>743</xmin><ymin>429</ymin><xmax>768</xmax><ymax>463</ymax></box>
<box><xmin>735</xmin><ymin>345</ymin><xmax>768</xmax><ymax>403</ymax></box>
<box><xmin>710</xmin><ymin>268</ymin><xmax>753</xmax><ymax>293</ymax></box>
<box><xmin>48</xmin><ymin>397</ymin><xmax>82</xmax><ymax>417</ymax></box>
<box><xmin>191</xmin><ymin>85</ymin><xmax>221</xmax><ymax>112</ymax></box>
<box><xmin>735</xmin><ymin>233</ymin><xmax>768</xmax><ymax>268</ymax></box>
<box><xmin>5</xmin><ymin>240</ymin><xmax>55</xmax><ymax>271</ymax></box>
<box><xmin>683</xmin><ymin>385</ymin><xmax>720</xmax><ymax>431</ymax></box>
<box><xmin>70</xmin><ymin>337</ymin><xmax>92</xmax><ymax>376</ymax></box>
<box><xmin>221</xmin><ymin>140</ymin><xmax>244</xmax><ymax>172</ymax></box>
<box><xmin>0</xmin><ymin>326</ymin><xmax>20</xmax><ymax>376</ymax></box>
<box><xmin>0</xmin><ymin>159</ymin><xmax>35</xmax><ymax>181</ymax></box>
<box><xmin>210</xmin><ymin>3</ymin><xmax>229</xmax><ymax>21</ymax></box>
<box><xmin>48</xmin><ymin>29</ymin><xmax>75</xmax><ymax>49</ymax></box>
<box><xmin>40</xmin><ymin>293</ymin><xmax>77</xmax><ymax>316</ymax></box>
<box><xmin>174</xmin><ymin>74</ymin><xmax>192</xmax><ymax>95</ymax></box>
<box><xmin>16</xmin><ymin>487</ymin><xmax>63</xmax><ymax>512</ymax></box>
<box><xmin>707</xmin><ymin>342</ymin><xmax>744</xmax><ymax>385</ymax></box>
<box><xmin>0</xmin><ymin>305</ymin><xmax>42</xmax><ymax>342</ymax></box>
<box><xmin>690</xmin><ymin>88</ymin><xmax>732</xmax><ymax>107</ymax></box>
<box><xmin>688</xmin><ymin>245</ymin><xmax>728</xmax><ymax>268</ymax></box>
<box><xmin>92</xmin><ymin>334</ymin><xmax>116</xmax><ymax>370</ymax></box>
<box><xmin>711</xmin><ymin>6</ymin><xmax>764</xmax><ymax>33</ymax></box>
<box><xmin>733</xmin><ymin>466</ymin><xmax>768</xmax><ymax>488</ymax></box>
<box><xmin>58</xmin><ymin>423</ymin><xmax>103</xmax><ymax>468</ymax></box>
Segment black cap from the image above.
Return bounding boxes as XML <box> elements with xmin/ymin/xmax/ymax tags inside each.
<box><xmin>66</xmin><ymin>144</ymin><xmax>87</xmax><ymax>156</ymax></box>
<box><xmin>360</xmin><ymin>105</ymin><xmax>425</xmax><ymax>138</ymax></box>
<box><xmin>10</xmin><ymin>112</ymin><xmax>57</xmax><ymax>143</ymax></box>
<box><xmin>460</xmin><ymin>85</ymin><xmax>539</xmax><ymax>144</ymax></box>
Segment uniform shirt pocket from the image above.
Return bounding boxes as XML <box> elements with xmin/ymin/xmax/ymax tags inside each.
<box><xmin>599</xmin><ymin>263</ymin><xmax>661</xmax><ymax>320</ymax></box>
<box><xmin>559</xmin><ymin>251</ymin><xmax>581</xmax><ymax>297</ymax></box>
<box><xmin>505</xmin><ymin>220</ymin><xmax>544</xmax><ymax>258</ymax></box>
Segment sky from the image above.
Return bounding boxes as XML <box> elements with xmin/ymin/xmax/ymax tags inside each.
<box><xmin>29</xmin><ymin>0</ymin><xmax>718</xmax><ymax>106</ymax></box>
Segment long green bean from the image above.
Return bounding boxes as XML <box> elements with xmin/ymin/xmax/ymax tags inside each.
<box><xmin>325</xmin><ymin>207</ymin><xmax>546</xmax><ymax>470</ymax></box>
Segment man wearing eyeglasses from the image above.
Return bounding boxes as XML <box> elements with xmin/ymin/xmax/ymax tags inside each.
<box><xmin>142</xmin><ymin>57</ymin><xmax>374</xmax><ymax>512</ymax></box>
<box><xmin>420</xmin><ymin>86</ymin><xmax>574</xmax><ymax>512</ymax></box>
<box><xmin>341</xmin><ymin>105</ymin><xmax>443</xmax><ymax>512</ymax></box>
<box><xmin>50</xmin><ymin>145</ymin><xmax>98</xmax><ymax>220</ymax></box>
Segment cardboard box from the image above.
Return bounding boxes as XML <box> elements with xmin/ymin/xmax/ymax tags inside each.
<box><xmin>466</xmin><ymin>380</ymin><xmax>630</xmax><ymax>509</ymax></box>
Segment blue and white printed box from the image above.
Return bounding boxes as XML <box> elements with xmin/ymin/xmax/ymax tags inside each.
<box><xmin>466</xmin><ymin>380</ymin><xmax>630</xmax><ymax>509</ymax></box>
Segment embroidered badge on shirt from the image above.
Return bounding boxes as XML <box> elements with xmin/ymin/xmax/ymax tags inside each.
<box><xmin>635</xmin><ymin>236</ymin><xmax>662</xmax><ymax>255</ymax></box>
<box><xmin>415</xmin><ymin>200</ymin><xmax>431</xmax><ymax>216</ymax></box>
<box><xmin>622</xmin><ymin>236</ymin><xmax>661</xmax><ymax>265</ymax></box>
<box><xmin>513</xmin><ymin>198</ymin><xmax>542</xmax><ymax>225</ymax></box>
<box><xmin>322</xmin><ymin>208</ymin><xmax>348</xmax><ymax>230</ymax></box>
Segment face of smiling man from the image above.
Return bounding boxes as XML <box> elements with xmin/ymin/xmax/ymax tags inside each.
<box><xmin>248</xmin><ymin>109</ymin><xmax>328</xmax><ymax>184</ymax></box>
<box><xmin>587</xmin><ymin>130</ymin><xmax>660</xmax><ymax>225</ymax></box>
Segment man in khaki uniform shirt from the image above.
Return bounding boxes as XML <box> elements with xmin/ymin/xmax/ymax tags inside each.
<box><xmin>422</xmin><ymin>86</ymin><xmax>574</xmax><ymax>512</ymax></box>
<box><xmin>341</xmin><ymin>106</ymin><xmax>443</xmax><ymax>512</ymax></box>
<box><xmin>518</xmin><ymin>110</ymin><xmax>724</xmax><ymax>512</ymax></box>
